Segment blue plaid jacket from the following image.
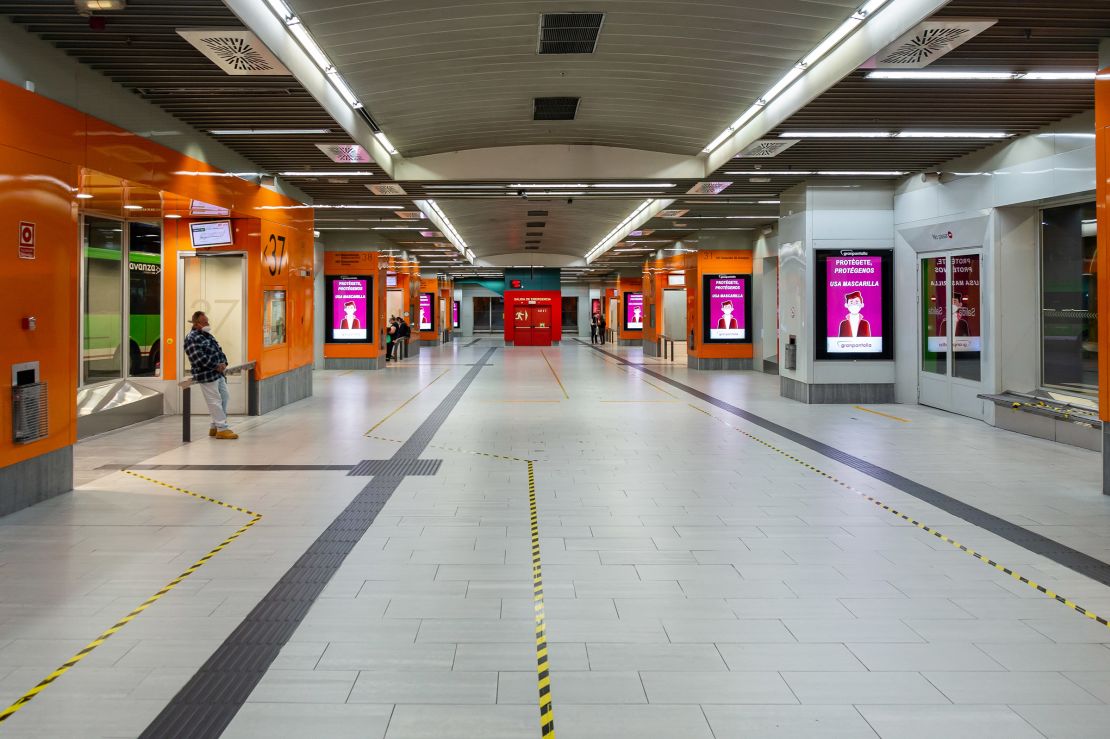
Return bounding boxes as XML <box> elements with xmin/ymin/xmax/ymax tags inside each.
<box><xmin>183</xmin><ymin>329</ymin><xmax>228</xmax><ymax>384</ymax></box>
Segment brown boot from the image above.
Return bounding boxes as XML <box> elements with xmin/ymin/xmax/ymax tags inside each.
<box><xmin>209</xmin><ymin>427</ymin><xmax>217</xmax><ymax>437</ymax></box>
<box><xmin>215</xmin><ymin>429</ymin><xmax>239</xmax><ymax>439</ymax></box>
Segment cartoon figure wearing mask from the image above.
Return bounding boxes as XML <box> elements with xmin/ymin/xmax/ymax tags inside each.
<box><xmin>716</xmin><ymin>300</ymin><xmax>739</xmax><ymax>329</ymax></box>
<box><xmin>837</xmin><ymin>291</ymin><xmax>871</xmax><ymax>338</ymax></box>
<box><xmin>632</xmin><ymin>305</ymin><xmax>642</xmax><ymax>324</ymax></box>
<box><xmin>939</xmin><ymin>293</ymin><xmax>970</xmax><ymax>337</ymax></box>
<box><xmin>339</xmin><ymin>301</ymin><xmax>360</xmax><ymax>330</ymax></box>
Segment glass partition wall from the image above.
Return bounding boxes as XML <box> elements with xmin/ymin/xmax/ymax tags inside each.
<box><xmin>80</xmin><ymin>215</ymin><xmax>163</xmax><ymax>386</ymax></box>
<box><xmin>1041</xmin><ymin>201</ymin><xmax>1097</xmax><ymax>395</ymax></box>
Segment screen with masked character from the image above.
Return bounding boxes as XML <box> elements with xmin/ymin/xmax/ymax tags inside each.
<box><xmin>701</xmin><ymin>274</ymin><xmax>752</xmax><ymax>344</ymax></box>
<box><xmin>815</xmin><ymin>250</ymin><xmax>894</xmax><ymax>360</ymax></box>
<box><xmin>327</xmin><ymin>276</ymin><xmax>372</xmax><ymax>343</ymax></box>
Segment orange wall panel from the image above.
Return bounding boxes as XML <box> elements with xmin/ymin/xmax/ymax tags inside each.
<box><xmin>691</xmin><ymin>250</ymin><xmax>754</xmax><ymax>360</ymax></box>
<box><xmin>1097</xmin><ymin>65</ymin><xmax>1110</xmax><ymax>421</ymax></box>
<box><xmin>323</xmin><ymin>252</ymin><xmax>384</xmax><ymax>360</ymax></box>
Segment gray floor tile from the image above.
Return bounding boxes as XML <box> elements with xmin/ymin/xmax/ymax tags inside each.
<box><xmin>641</xmin><ymin>670</ymin><xmax>797</xmax><ymax>704</ymax></box>
<box><xmin>782</xmin><ymin>671</ymin><xmax>950</xmax><ymax>705</ymax></box>
<box><xmin>858</xmin><ymin>705</ymin><xmax>1044</xmax><ymax>739</ymax></box>
<box><xmin>347</xmin><ymin>670</ymin><xmax>496</xmax><ymax>704</ymax></box>
<box><xmin>498</xmin><ymin>671</ymin><xmax>646</xmax><ymax>704</ymax></box>
<box><xmin>924</xmin><ymin>670</ymin><xmax>1102</xmax><ymax>704</ymax></box>
<box><xmin>702</xmin><ymin>705</ymin><xmax>878</xmax><ymax>738</ymax></box>
<box><xmin>556</xmin><ymin>705</ymin><xmax>715</xmax><ymax>739</ymax></box>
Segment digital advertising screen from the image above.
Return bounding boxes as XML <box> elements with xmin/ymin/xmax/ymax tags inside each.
<box><xmin>452</xmin><ymin>300</ymin><xmax>460</xmax><ymax>328</ymax></box>
<box><xmin>327</xmin><ymin>276</ymin><xmax>372</xmax><ymax>343</ymax></box>
<box><xmin>189</xmin><ymin>220</ymin><xmax>233</xmax><ymax>248</ymax></box>
<box><xmin>815</xmin><ymin>250</ymin><xmax>894</xmax><ymax>361</ymax></box>
<box><xmin>419</xmin><ymin>292</ymin><xmax>434</xmax><ymax>331</ymax></box>
<box><xmin>624</xmin><ymin>292</ymin><xmax>644</xmax><ymax>330</ymax></box>
<box><xmin>702</xmin><ymin>274</ymin><xmax>751</xmax><ymax>343</ymax></box>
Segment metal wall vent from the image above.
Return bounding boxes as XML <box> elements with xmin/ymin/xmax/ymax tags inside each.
<box><xmin>177</xmin><ymin>29</ymin><xmax>290</xmax><ymax>76</ymax></box>
<box><xmin>315</xmin><ymin>143</ymin><xmax>372</xmax><ymax>163</ymax></box>
<box><xmin>534</xmin><ymin>97</ymin><xmax>580</xmax><ymax>120</ymax></box>
<box><xmin>538</xmin><ymin>13</ymin><xmax>604</xmax><ymax>54</ymax></box>
<box><xmin>736</xmin><ymin>138</ymin><xmax>799</xmax><ymax>158</ymax></box>
<box><xmin>870</xmin><ymin>19</ymin><xmax>996</xmax><ymax>68</ymax></box>
<box><xmin>526</xmin><ymin>221</ymin><xmax>546</xmax><ymax>227</ymax></box>
<box><xmin>367</xmin><ymin>183</ymin><xmax>407</xmax><ymax>195</ymax></box>
<box><xmin>527</xmin><ymin>210</ymin><xmax>549</xmax><ymax>216</ymax></box>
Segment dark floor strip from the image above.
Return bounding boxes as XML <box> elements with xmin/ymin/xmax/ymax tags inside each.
<box><xmin>466</xmin><ymin>337</ymin><xmax>481</xmax><ymax>346</ymax></box>
<box><xmin>139</xmin><ymin>348</ymin><xmax>497</xmax><ymax>739</ymax></box>
<box><xmin>583</xmin><ymin>341</ymin><xmax>1110</xmax><ymax>585</ymax></box>
<box><xmin>113</xmin><ymin>464</ymin><xmax>353</xmax><ymax>471</ymax></box>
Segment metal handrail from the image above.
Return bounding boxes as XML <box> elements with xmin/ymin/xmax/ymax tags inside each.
<box><xmin>180</xmin><ymin>361</ymin><xmax>257</xmax><ymax>442</ymax></box>
<box><xmin>179</xmin><ymin>361</ymin><xmax>257</xmax><ymax>388</ymax></box>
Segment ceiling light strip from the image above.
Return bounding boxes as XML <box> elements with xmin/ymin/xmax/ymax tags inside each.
<box><xmin>702</xmin><ymin>0</ymin><xmax>892</xmax><ymax>156</ymax></box>
<box><xmin>866</xmin><ymin>70</ymin><xmax>1096</xmax><ymax>81</ymax></box>
<box><xmin>586</xmin><ymin>199</ymin><xmax>675</xmax><ymax>264</ymax></box>
<box><xmin>414</xmin><ymin>199</ymin><xmax>474</xmax><ymax>264</ymax></box>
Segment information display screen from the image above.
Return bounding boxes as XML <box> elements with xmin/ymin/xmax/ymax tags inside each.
<box><xmin>419</xmin><ymin>292</ymin><xmax>434</xmax><ymax>331</ymax></box>
<box><xmin>452</xmin><ymin>300</ymin><xmax>460</xmax><ymax>328</ymax></box>
<box><xmin>189</xmin><ymin>220</ymin><xmax>233</xmax><ymax>248</ymax></box>
<box><xmin>702</xmin><ymin>274</ymin><xmax>751</xmax><ymax>343</ymax></box>
<box><xmin>815</xmin><ymin>250</ymin><xmax>894</xmax><ymax>360</ymax></box>
<box><xmin>327</xmin><ymin>276</ymin><xmax>372</xmax><ymax>343</ymax></box>
<box><xmin>386</xmin><ymin>274</ymin><xmax>397</xmax><ymax>287</ymax></box>
<box><xmin>624</xmin><ymin>292</ymin><xmax>644</xmax><ymax>330</ymax></box>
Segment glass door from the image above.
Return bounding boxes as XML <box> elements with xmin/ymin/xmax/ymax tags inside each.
<box><xmin>180</xmin><ymin>253</ymin><xmax>247</xmax><ymax>415</ymax></box>
<box><xmin>919</xmin><ymin>250</ymin><xmax>983</xmax><ymax>413</ymax></box>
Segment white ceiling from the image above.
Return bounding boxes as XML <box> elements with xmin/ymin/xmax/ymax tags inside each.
<box><xmin>287</xmin><ymin>0</ymin><xmax>860</xmax><ymax>157</ymax></box>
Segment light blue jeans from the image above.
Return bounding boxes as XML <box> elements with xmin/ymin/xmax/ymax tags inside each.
<box><xmin>199</xmin><ymin>375</ymin><xmax>230</xmax><ymax>430</ymax></box>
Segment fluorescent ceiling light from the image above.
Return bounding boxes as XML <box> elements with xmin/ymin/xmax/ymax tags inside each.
<box><xmin>724</xmin><ymin>170</ymin><xmax>904</xmax><ymax>176</ymax></box>
<box><xmin>314</xmin><ymin>204</ymin><xmax>401</xmax><ymax>209</ymax></box>
<box><xmin>419</xmin><ymin>199</ymin><xmax>473</xmax><ymax>263</ymax></box>
<box><xmin>781</xmin><ymin>131</ymin><xmax>892</xmax><ymax>138</ymax></box>
<box><xmin>895</xmin><ymin>131</ymin><xmax>1011</xmax><ymax>139</ymax></box>
<box><xmin>210</xmin><ymin>128</ymin><xmax>330</xmax><ymax>135</ymax></box>
<box><xmin>702</xmin><ymin>0</ymin><xmax>892</xmax><ymax>154</ymax></box>
<box><xmin>123</xmin><ymin>204</ymin><xmax>144</xmax><ymax>210</ymax></box>
<box><xmin>725</xmin><ymin>171</ymin><xmax>815</xmax><ymax>176</ymax></box>
<box><xmin>165</xmin><ymin>214</ymin><xmax>181</xmax><ymax>219</ymax></box>
<box><xmin>868</xmin><ymin>70</ymin><xmax>1096</xmax><ymax>81</ymax></box>
<box><xmin>373</xmin><ymin>227</ymin><xmax>427</xmax><ymax>230</ymax></box>
<box><xmin>424</xmin><ymin>185</ymin><xmax>499</xmax><ymax>189</ymax></box>
<box><xmin>76</xmin><ymin>193</ymin><xmax>94</xmax><ymax>199</ymax></box>
<box><xmin>279</xmin><ymin>171</ymin><xmax>378</xmax><ymax>177</ymax></box>
<box><xmin>593</xmin><ymin>183</ymin><xmax>676</xmax><ymax>188</ymax></box>
<box><xmin>373</xmin><ymin>132</ymin><xmax>398</xmax><ymax>155</ymax></box>
<box><xmin>758</xmin><ymin>200</ymin><xmax>780</xmax><ymax>204</ymax></box>
<box><xmin>586</xmin><ymin>199</ymin><xmax>657</xmax><ymax>263</ymax></box>
<box><xmin>509</xmin><ymin>184</ymin><xmax>588</xmax><ymax>189</ymax></box>
<box><xmin>264</xmin><ymin>1</ymin><xmax>366</xmax><ymax>111</ymax></box>
<box><xmin>817</xmin><ymin>170</ymin><xmax>905</xmax><ymax>176</ymax></box>
<box><xmin>317</xmin><ymin>227</ymin><xmax>371</xmax><ymax>231</ymax></box>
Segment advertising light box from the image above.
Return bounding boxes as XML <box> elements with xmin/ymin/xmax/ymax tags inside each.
<box><xmin>624</xmin><ymin>292</ymin><xmax>644</xmax><ymax>330</ymax></box>
<box><xmin>815</xmin><ymin>250</ymin><xmax>894</xmax><ymax>361</ymax></box>
<box><xmin>702</xmin><ymin>274</ymin><xmax>751</xmax><ymax>343</ymax></box>
<box><xmin>452</xmin><ymin>300</ymin><xmax>460</xmax><ymax>328</ymax></box>
<box><xmin>327</xmin><ymin>276</ymin><xmax>372</xmax><ymax>343</ymax></box>
<box><xmin>419</xmin><ymin>292</ymin><xmax>434</xmax><ymax>331</ymax></box>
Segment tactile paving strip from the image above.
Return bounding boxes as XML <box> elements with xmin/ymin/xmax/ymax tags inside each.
<box><xmin>347</xmin><ymin>458</ymin><xmax>442</xmax><ymax>477</ymax></box>
<box><xmin>586</xmin><ymin>342</ymin><xmax>1110</xmax><ymax>588</ymax></box>
<box><xmin>138</xmin><ymin>348</ymin><xmax>496</xmax><ymax>739</ymax></box>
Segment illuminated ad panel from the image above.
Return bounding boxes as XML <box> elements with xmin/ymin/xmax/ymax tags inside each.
<box><xmin>328</xmin><ymin>276</ymin><xmax>372</xmax><ymax>343</ymax></box>
<box><xmin>702</xmin><ymin>274</ymin><xmax>751</xmax><ymax>343</ymax></box>
<box><xmin>419</xmin><ymin>292</ymin><xmax>435</xmax><ymax>331</ymax></box>
<box><xmin>815</xmin><ymin>250</ymin><xmax>894</xmax><ymax>361</ymax></box>
<box><xmin>624</xmin><ymin>292</ymin><xmax>644</xmax><ymax>330</ymax></box>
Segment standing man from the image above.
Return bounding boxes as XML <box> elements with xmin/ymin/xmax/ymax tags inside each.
<box><xmin>396</xmin><ymin>314</ymin><xmax>411</xmax><ymax>358</ymax></box>
<box><xmin>590</xmin><ymin>312</ymin><xmax>599</xmax><ymax>344</ymax></box>
<box><xmin>598</xmin><ymin>311</ymin><xmax>607</xmax><ymax>344</ymax></box>
<box><xmin>184</xmin><ymin>310</ymin><xmax>238</xmax><ymax>439</ymax></box>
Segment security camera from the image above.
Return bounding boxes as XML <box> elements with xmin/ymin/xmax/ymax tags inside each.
<box><xmin>567</xmin><ymin>198</ymin><xmax>574</xmax><ymax>205</ymax></box>
<box><xmin>518</xmin><ymin>190</ymin><xmax>527</xmax><ymax>199</ymax></box>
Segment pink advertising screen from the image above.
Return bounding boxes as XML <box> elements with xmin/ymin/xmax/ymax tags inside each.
<box><xmin>815</xmin><ymin>250</ymin><xmax>894</xmax><ymax>360</ymax></box>
<box><xmin>624</xmin><ymin>292</ymin><xmax>644</xmax><ymax>330</ymax></box>
<box><xmin>328</xmin><ymin>276</ymin><xmax>371</xmax><ymax>343</ymax></box>
<box><xmin>452</xmin><ymin>300</ymin><xmax>460</xmax><ymax>328</ymax></box>
<box><xmin>702</xmin><ymin>275</ymin><xmax>750</xmax><ymax>343</ymax></box>
<box><xmin>419</xmin><ymin>292</ymin><xmax>434</xmax><ymax>331</ymax></box>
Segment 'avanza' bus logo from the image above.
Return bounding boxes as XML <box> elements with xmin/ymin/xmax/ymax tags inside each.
<box><xmin>932</xmin><ymin>231</ymin><xmax>954</xmax><ymax>240</ymax></box>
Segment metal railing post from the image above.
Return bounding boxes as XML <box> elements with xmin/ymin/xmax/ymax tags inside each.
<box><xmin>182</xmin><ymin>386</ymin><xmax>191</xmax><ymax>442</ymax></box>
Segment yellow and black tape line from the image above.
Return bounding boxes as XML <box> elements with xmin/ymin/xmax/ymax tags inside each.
<box><xmin>688</xmin><ymin>404</ymin><xmax>1110</xmax><ymax>630</ymax></box>
<box><xmin>0</xmin><ymin>471</ymin><xmax>262</xmax><ymax>726</ymax></box>
<box><xmin>366</xmin><ymin>434</ymin><xmax>532</xmax><ymax>464</ymax></box>
<box><xmin>528</xmin><ymin>461</ymin><xmax>555</xmax><ymax>737</ymax></box>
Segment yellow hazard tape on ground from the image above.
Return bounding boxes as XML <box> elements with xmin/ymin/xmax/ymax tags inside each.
<box><xmin>540</xmin><ymin>350</ymin><xmax>570</xmax><ymax>400</ymax></box>
<box><xmin>364</xmin><ymin>369</ymin><xmax>451</xmax><ymax>434</ymax></box>
<box><xmin>688</xmin><ymin>404</ymin><xmax>1110</xmax><ymax>630</ymax></box>
<box><xmin>0</xmin><ymin>471</ymin><xmax>261</xmax><ymax>726</ymax></box>
<box><xmin>852</xmin><ymin>405</ymin><xmax>910</xmax><ymax>423</ymax></box>
<box><xmin>528</xmin><ymin>461</ymin><xmax>555</xmax><ymax>737</ymax></box>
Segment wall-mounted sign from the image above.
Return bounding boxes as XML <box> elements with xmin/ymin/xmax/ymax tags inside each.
<box><xmin>624</xmin><ymin>292</ymin><xmax>644</xmax><ymax>330</ymax></box>
<box><xmin>452</xmin><ymin>300</ymin><xmax>460</xmax><ymax>328</ymax></box>
<box><xmin>815</xmin><ymin>249</ymin><xmax>894</xmax><ymax>360</ymax></box>
<box><xmin>189</xmin><ymin>220</ymin><xmax>233</xmax><ymax>248</ymax></box>
<box><xmin>419</xmin><ymin>292</ymin><xmax>434</xmax><ymax>331</ymax></box>
<box><xmin>18</xmin><ymin>221</ymin><xmax>35</xmax><ymax>260</ymax></box>
<box><xmin>702</xmin><ymin>274</ymin><xmax>751</xmax><ymax>343</ymax></box>
<box><xmin>327</xmin><ymin>276</ymin><xmax>372</xmax><ymax>343</ymax></box>
<box><xmin>667</xmin><ymin>273</ymin><xmax>685</xmax><ymax>287</ymax></box>
<box><xmin>386</xmin><ymin>274</ymin><xmax>398</xmax><ymax>287</ymax></box>
<box><xmin>509</xmin><ymin>279</ymin><xmax>523</xmax><ymax>289</ymax></box>
<box><xmin>926</xmin><ymin>254</ymin><xmax>982</xmax><ymax>353</ymax></box>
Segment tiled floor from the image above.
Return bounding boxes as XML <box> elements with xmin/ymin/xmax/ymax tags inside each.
<box><xmin>2</xmin><ymin>339</ymin><xmax>1110</xmax><ymax>737</ymax></box>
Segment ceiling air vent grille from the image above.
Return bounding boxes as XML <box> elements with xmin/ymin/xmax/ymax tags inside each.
<box><xmin>315</xmin><ymin>143</ymin><xmax>372</xmax><ymax>163</ymax></box>
<box><xmin>526</xmin><ymin>221</ymin><xmax>546</xmax><ymax>228</ymax></box>
<box><xmin>527</xmin><ymin>210</ymin><xmax>549</xmax><ymax>216</ymax></box>
<box><xmin>177</xmin><ymin>29</ymin><xmax>290</xmax><ymax>76</ymax></box>
<box><xmin>367</xmin><ymin>183</ymin><xmax>407</xmax><ymax>196</ymax></box>
<box><xmin>736</xmin><ymin>138</ymin><xmax>799</xmax><ymax>159</ymax></box>
<box><xmin>534</xmin><ymin>97</ymin><xmax>580</xmax><ymax>121</ymax></box>
<box><xmin>871</xmin><ymin>19</ymin><xmax>996</xmax><ymax>68</ymax></box>
<box><xmin>538</xmin><ymin>13</ymin><xmax>604</xmax><ymax>54</ymax></box>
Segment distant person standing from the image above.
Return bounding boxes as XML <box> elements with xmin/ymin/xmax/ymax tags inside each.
<box><xmin>598</xmin><ymin>312</ymin><xmax>607</xmax><ymax>344</ymax></box>
<box><xmin>184</xmin><ymin>310</ymin><xmax>237</xmax><ymax>439</ymax></box>
<box><xmin>385</xmin><ymin>316</ymin><xmax>398</xmax><ymax>361</ymax></box>
<box><xmin>590</xmin><ymin>312</ymin><xmax>600</xmax><ymax>344</ymax></box>
<box><xmin>396</xmin><ymin>314</ymin><xmax>411</xmax><ymax>358</ymax></box>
